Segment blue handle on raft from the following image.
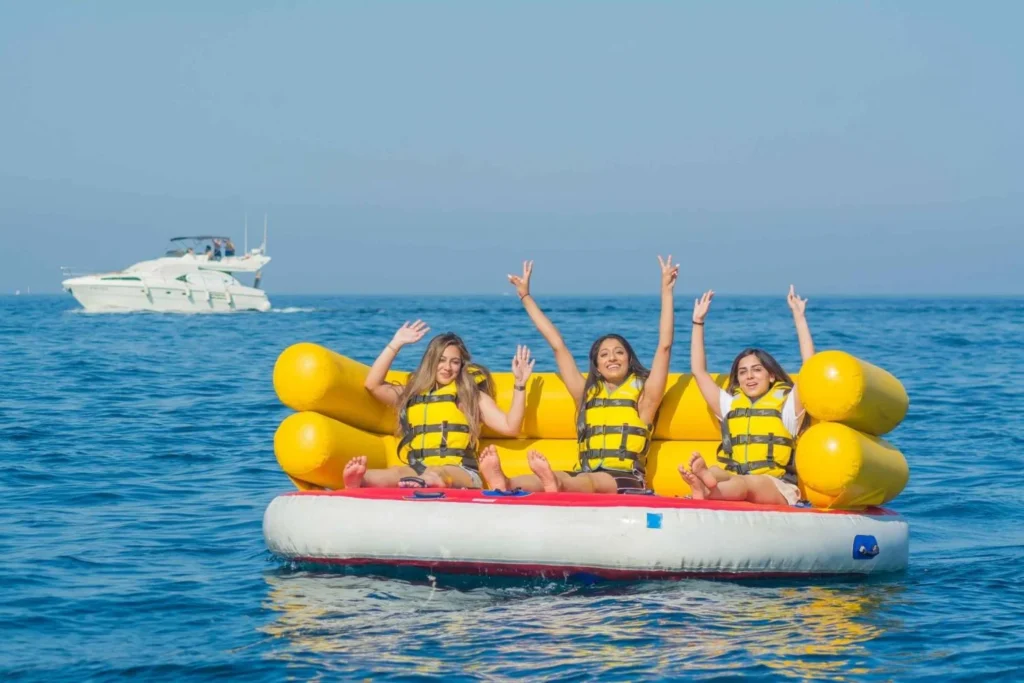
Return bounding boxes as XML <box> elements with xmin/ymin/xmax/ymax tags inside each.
<box><xmin>406</xmin><ymin>491</ymin><xmax>447</xmax><ymax>500</ymax></box>
<box><xmin>853</xmin><ymin>535</ymin><xmax>880</xmax><ymax>559</ymax></box>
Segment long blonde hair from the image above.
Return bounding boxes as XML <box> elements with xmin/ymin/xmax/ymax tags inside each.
<box><xmin>396</xmin><ymin>332</ymin><xmax>482</xmax><ymax>445</ymax></box>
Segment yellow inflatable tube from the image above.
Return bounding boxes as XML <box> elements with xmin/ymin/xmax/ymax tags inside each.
<box><xmin>796</xmin><ymin>422</ymin><xmax>910</xmax><ymax>508</ymax></box>
<box><xmin>275</xmin><ymin>409</ymin><xmax>721</xmax><ymax>497</ymax></box>
<box><xmin>275</xmin><ymin>344</ymin><xmax>909</xmax><ymax>440</ymax></box>
<box><xmin>798</xmin><ymin>350</ymin><xmax>909</xmax><ymax>436</ymax></box>
<box><xmin>275</xmin><ymin>342</ymin><xmax>735</xmax><ymax>441</ymax></box>
<box><xmin>273</xmin><ymin>343</ymin><xmax>911</xmax><ymax>508</ymax></box>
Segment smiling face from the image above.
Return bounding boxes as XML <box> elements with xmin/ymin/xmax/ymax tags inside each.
<box><xmin>434</xmin><ymin>343</ymin><xmax>464</xmax><ymax>386</ymax></box>
<box><xmin>735</xmin><ymin>352</ymin><xmax>775</xmax><ymax>399</ymax></box>
<box><xmin>595</xmin><ymin>337</ymin><xmax>630</xmax><ymax>385</ymax></box>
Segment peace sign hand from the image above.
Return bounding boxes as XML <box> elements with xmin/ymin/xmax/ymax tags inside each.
<box><xmin>658</xmin><ymin>254</ymin><xmax>679</xmax><ymax>292</ymax></box>
<box><xmin>507</xmin><ymin>260</ymin><xmax>533</xmax><ymax>299</ymax></box>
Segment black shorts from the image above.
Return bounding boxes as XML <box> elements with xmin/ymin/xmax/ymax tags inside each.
<box><xmin>571</xmin><ymin>468</ymin><xmax>647</xmax><ymax>494</ymax></box>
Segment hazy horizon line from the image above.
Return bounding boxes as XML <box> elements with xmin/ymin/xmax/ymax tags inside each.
<box><xmin>7</xmin><ymin>291</ymin><xmax>1024</xmax><ymax>299</ymax></box>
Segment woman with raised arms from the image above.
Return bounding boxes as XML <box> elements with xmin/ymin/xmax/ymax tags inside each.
<box><xmin>479</xmin><ymin>257</ymin><xmax>678</xmax><ymax>494</ymax></box>
<box><xmin>678</xmin><ymin>286</ymin><xmax>815</xmax><ymax>505</ymax></box>
<box><xmin>344</xmin><ymin>322</ymin><xmax>534</xmax><ymax>489</ymax></box>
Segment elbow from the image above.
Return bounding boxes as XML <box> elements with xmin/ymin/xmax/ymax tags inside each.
<box><xmin>657</xmin><ymin>341</ymin><xmax>673</xmax><ymax>354</ymax></box>
<box><xmin>498</xmin><ymin>422</ymin><xmax>523</xmax><ymax>437</ymax></box>
<box><xmin>363</xmin><ymin>378</ymin><xmax>377</xmax><ymax>392</ymax></box>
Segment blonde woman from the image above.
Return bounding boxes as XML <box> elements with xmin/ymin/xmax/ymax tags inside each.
<box><xmin>344</xmin><ymin>321</ymin><xmax>534</xmax><ymax>489</ymax></box>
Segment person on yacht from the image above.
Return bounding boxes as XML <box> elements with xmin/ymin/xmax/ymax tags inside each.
<box><xmin>225</xmin><ymin>239</ymin><xmax>236</xmax><ymax>257</ymax></box>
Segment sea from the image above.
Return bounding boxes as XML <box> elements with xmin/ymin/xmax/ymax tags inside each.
<box><xmin>1</xmin><ymin>293</ymin><xmax>1022</xmax><ymax>681</ymax></box>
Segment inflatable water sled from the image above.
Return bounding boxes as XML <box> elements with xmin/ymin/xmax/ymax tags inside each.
<box><xmin>264</xmin><ymin>488</ymin><xmax>909</xmax><ymax>578</ymax></box>
<box><xmin>264</xmin><ymin>343</ymin><xmax>912</xmax><ymax>578</ymax></box>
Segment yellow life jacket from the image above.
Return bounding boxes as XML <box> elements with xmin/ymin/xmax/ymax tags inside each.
<box><xmin>576</xmin><ymin>374</ymin><xmax>652</xmax><ymax>473</ymax></box>
<box><xmin>717</xmin><ymin>381</ymin><xmax>796</xmax><ymax>482</ymax></box>
<box><xmin>398</xmin><ymin>382</ymin><xmax>476</xmax><ymax>473</ymax></box>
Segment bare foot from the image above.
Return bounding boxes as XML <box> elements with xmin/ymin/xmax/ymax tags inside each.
<box><xmin>527</xmin><ymin>450</ymin><xmax>561</xmax><ymax>493</ymax></box>
<box><xmin>689</xmin><ymin>451</ymin><xmax>718</xmax><ymax>490</ymax></box>
<box><xmin>343</xmin><ymin>455</ymin><xmax>367</xmax><ymax>489</ymax></box>
<box><xmin>678</xmin><ymin>464</ymin><xmax>711</xmax><ymax>500</ymax></box>
<box><xmin>477</xmin><ymin>445</ymin><xmax>509</xmax><ymax>491</ymax></box>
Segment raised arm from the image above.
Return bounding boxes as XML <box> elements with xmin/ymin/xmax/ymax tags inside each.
<box><xmin>638</xmin><ymin>255</ymin><xmax>679</xmax><ymax>423</ymax></box>
<box><xmin>363</xmin><ymin>320</ymin><xmax>430</xmax><ymax>407</ymax></box>
<box><xmin>690</xmin><ymin>290</ymin><xmax>724</xmax><ymax>419</ymax></box>
<box><xmin>786</xmin><ymin>285</ymin><xmax>815</xmax><ymax>415</ymax></box>
<box><xmin>508</xmin><ymin>260</ymin><xmax>586</xmax><ymax>403</ymax></box>
<box><xmin>478</xmin><ymin>345</ymin><xmax>536</xmax><ymax>436</ymax></box>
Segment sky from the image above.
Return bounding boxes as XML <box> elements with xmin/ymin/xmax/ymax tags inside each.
<box><xmin>1</xmin><ymin>1</ymin><xmax>1022</xmax><ymax>295</ymax></box>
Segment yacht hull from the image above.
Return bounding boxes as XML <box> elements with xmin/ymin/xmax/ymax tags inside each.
<box><xmin>64</xmin><ymin>281</ymin><xmax>271</xmax><ymax>313</ymax></box>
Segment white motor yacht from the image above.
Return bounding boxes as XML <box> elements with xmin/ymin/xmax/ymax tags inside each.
<box><xmin>62</xmin><ymin>235</ymin><xmax>272</xmax><ymax>313</ymax></box>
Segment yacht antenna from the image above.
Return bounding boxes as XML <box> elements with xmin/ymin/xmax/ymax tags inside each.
<box><xmin>262</xmin><ymin>213</ymin><xmax>268</xmax><ymax>255</ymax></box>
<box><xmin>244</xmin><ymin>213</ymin><xmax>248</xmax><ymax>254</ymax></box>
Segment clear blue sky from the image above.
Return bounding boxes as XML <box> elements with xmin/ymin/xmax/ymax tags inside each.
<box><xmin>1</xmin><ymin>1</ymin><xmax>1022</xmax><ymax>295</ymax></box>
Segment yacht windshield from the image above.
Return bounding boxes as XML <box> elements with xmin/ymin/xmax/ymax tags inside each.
<box><xmin>166</xmin><ymin>236</ymin><xmax>238</xmax><ymax>261</ymax></box>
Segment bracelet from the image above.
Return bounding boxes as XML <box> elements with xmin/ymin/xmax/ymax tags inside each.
<box><xmin>519</xmin><ymin>293</ymin><xmax>532</xmax><ymax>301</ymax></box>
<box><xmin>386</xmin><ymin>343</ymin><xmax>399</xmax><ymax>353</ymax></box>
<box><xmin>514</xmin><ymin>384</ymin><xmax>526</xmax><ymax>391</ymax></box>
<box><xmin>692</xmin><ymin>320</ymin><xmax>704</xmax><ymax>326</ymax></box>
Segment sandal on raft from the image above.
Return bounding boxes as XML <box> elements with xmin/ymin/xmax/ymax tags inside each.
<box><xmin>399</xmin><ymin>477</ymin><xmax>428</xmax><ymax>488</ymax></box>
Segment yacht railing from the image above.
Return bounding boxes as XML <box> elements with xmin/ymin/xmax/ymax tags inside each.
<box><xmin>60</xmin><ymin>266</ymin><xmax>92</xmax><ymax>278</ymax></box>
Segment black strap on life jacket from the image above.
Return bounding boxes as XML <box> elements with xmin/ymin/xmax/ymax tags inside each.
<box><xmin>576</xmin><ymin>392</ymin><xmax>650</xmax><ymax>473</ymax></box>
<box><xmin>716</xmin><ymin>385</ymin><xmax>797</xmax><ymax>482</ymax></box>
<box><xmin>576</xmin><ymin>396</ymin><xmax>643</xmax><ymax>442</ymax></box>
<box><xmin>717</xmin><ymin>428</ymin><xmax>795</xmax><ymax>479</ymax></box>
<box><xmin>398</xmin><ymin>393</ymin><xmax>475</xmax><ymax>473</ymax></box>
<box><xmin>407</xmin><ymin>393</ymin><xmax>459</xmax><ymax>407</ymax></box>
<box><xmin>579</xmin><ymin>423</ymin><xmax>651</xmax><ymax>473</ymax></box>
<box><xmin>579</xmin><ymin>448</ymin><xmax>644</xmax><ymax>472</ymax></box>
<box><xmin>725</xmin><ymin>407</ymin><xmax>785</xmax><ymax>419</ymax></box>
<box><xmin>583</xmin><ymin>397</ymin><xmax>638</xmax><ymax>410</ymax></box>
<box><xmin>398</xmin><ymin>393</ymin><xmax>462</xmax><ymax>449</ymax></box>
<box><xmin>578</xmin><ymin>424</ymin><xmax>650</xmax><ymax>440</ymax></box>
<box><xmin>400</xmin><ymin>447</ymin><xmax>477</xmax><ymax>474</ymax></box>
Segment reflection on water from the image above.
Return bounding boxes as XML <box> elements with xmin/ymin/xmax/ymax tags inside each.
<box><xmin>260</xmin><ymin>569</ymin><xmax>905</xmax><ymax>680</ymax></box>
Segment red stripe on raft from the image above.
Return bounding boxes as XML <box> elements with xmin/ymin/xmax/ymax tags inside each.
<box><xmin>290</xmin><ymin>556</ymin><xmax>851</xmax><ymax>580</ymax></box>
<box><xmin>281</xmin><ymin>488</ymin><xmax>898</xmax><ymax>517</ymax></box>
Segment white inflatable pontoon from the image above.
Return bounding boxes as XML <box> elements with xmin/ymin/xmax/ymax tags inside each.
<box><xmin>264</xmin><ymin>489</ymin><xmax>908</xmax><ymax>580</ymax></box>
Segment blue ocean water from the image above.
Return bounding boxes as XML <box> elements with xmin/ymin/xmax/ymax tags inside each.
<box><xmin>2</xmin><ymin>293</ymin><xmax>1022</xmax><ymax>681</ymax></box>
